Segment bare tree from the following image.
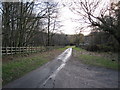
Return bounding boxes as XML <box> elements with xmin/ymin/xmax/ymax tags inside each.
<box><xmin>1</xmin><ymin>1</ymin><xmax>48</xmax><ymax>47</ymax></box>
<box><xmin>70</xmin><ymin>0</ymin><xmax>120</xmax><ymax>45</ymax></box>
<box><xmin>1</xmin><ymin>1</ymin><xmax>67</xmax><ymax>47</ymax></box>
<box><xmin>43</xmin><ymin>1</ymin><xmax>59</xmax><ymax>46</ymax></box>
<box><xmin>70</xmin><ymin>0</ymin><xmax>120</xmax><ymax>60</ymax></box>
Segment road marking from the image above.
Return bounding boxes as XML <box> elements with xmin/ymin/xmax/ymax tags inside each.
<box><xmin>41</xmin><ymin>48</ymin><xmax>72</xmax><ymax>87</ymax></box>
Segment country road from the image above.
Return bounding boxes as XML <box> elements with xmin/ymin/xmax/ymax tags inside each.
<box><xmin>3</xmin><ymin>48</ymin><xmax>119</xmax><ymax>88</ymax></box>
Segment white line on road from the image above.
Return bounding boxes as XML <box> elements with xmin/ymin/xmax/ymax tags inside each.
<box><xmin>41</xmin><ymin>48</ymin><xmax>72</xmax><ymax>87</ymax></box>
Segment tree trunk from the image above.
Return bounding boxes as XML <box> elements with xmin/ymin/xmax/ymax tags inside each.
<box><xmin>118</xmin><ymin>43</ymin><xmax>120</xmax><ymax>63</ymax></box>
<box><xmin>47</xmin><ymin>8</ymin><xmax>50</xmax><ymax>46</ymax></box>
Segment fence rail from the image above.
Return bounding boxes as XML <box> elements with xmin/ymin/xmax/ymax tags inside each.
<box><xmin>2</xmin><ymin>46</ymin><xmax>62</xmax><ymax>55</ymax></box>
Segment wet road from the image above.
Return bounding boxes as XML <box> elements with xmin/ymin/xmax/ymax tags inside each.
<box><xmin>3</xmin><ymin>48</ymin><xmax>119</xmax><ymax>88</ymax></box>
<box><xmin>4</xmin><ymin>48</ymin><xmax>72</xmax><ymax>88</ymax></box>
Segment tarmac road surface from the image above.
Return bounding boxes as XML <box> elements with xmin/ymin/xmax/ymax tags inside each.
<box><xmin>3</xmin><ymin>48</ymin><xmax>119</xmax><ymax>88</ymax></box>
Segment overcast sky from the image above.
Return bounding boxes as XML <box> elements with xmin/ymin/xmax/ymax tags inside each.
<box><xmin>53</xmin><ymin>0</ymin><xmax>111</xmax><ymax>36</ymax></box>
<box><xmin>56</xmin><ymin>0</ymin><xmax>90</xmax><ymax>35</ymax></box>
<box><xmin>1</xmin><ymin>0</ymin><xmax>114</xmax><ymax>35</ymax></box>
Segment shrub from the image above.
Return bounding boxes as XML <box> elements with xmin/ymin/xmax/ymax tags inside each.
<box><xmin>97</xmin><ymin>45</ymin><xmax>113</xmax><ymax>52</ymax></box>
<box><xmin>86</xmin><ymin>44</ymin><xmax>115</xmax><ymax>52</ymax></box>
<box><xmin>86</xmin><ymin>45</ymin><xmax>100</xmax><ymax>52</ymax></box>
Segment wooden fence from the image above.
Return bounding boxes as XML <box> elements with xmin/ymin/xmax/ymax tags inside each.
<box><xmin>2</xmin><ymin>46</ymin><xmax>62</xmax><ymax>55</ymax></box>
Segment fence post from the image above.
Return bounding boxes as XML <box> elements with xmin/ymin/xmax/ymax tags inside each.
<box><xmin>30</xmin><ymin>47</ymin><xmax>32</xmax><ymax>53</ymax></box>
<box><xmin>28</xmin><ymin>47</ymin><xmax>29</xmax><ymax>53</ymax></box>
<box><xmin>36</xmin><ymin>47</ymin><xmax>37</xmax><ymax>53</ymax></box>
<box><xmin>19</xmin><ymin>47</ymin><xmax>21</xmax><ymax>53</ymax></box>
<box><xmin>15</xmin><ymin>47</ymin><xmax>16</xmax><ymax>54</ymax></box>
<box><xmin>5</xmin><ymin>47</ymin><xmax>7</xmax><ymax>55</ymax></box>
<box><xmin>11</xmin><ymin>47</ymin><xmax>12</xmax><ymax>55</ymax></box>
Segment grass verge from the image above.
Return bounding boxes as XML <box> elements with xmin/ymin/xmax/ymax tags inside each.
<box><xmin>58</xmin><ymin>46</ymin><xmax>74</xmax><ymax>50</ymax></box>
<box><xmin>2</xmin><ymin>47</ymin><xmax>66</xmax><ymax>86</ymax></box>
<box><xmin>79</xmin><ymin>54</ymin><xmax>119</xmax><ymax>70</ymax></box>
<box><xmin>3</xmin><ymin>56</ymin><xmax>48</xmax><ymax>86</ymax></box>
<box><xmin>73</xmin><ymin>47</ymin><xmax>86</xmax><ymax>51</ymax></box>
<box><xmin>73</xmin><ymin>47</ymin><xmax>119</xmax><ymax>70</ymax></box>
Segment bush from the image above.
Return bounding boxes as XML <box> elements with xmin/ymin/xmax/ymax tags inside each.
<box><xmin>85</xmin><ymin>44</ymin><xmax>115</xmax><ymax>52</ymax></box>
<box><xmin>86</xmin><ymin>45</ymin><xmax>100</xmax><ymax>52</ymax></box>
<box><xmin>97</xmin><ymin>45</ymin><xmax>113</xmax><ymax>52</ymax></box>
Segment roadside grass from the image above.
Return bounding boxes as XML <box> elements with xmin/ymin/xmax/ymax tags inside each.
<box><xmin>73</xmin><ymin>47</ymin><xmax>86</xmax><ymax>51</ymax></box>
<box><xmin>65</xmin><ymin>46</ymin><xmax>75</xmax><ymax>48</ymax></box>
<box><xmin>2</xmin><ymin>47</ymin><xmax>66</xmax><ymax>86</ymax></box>
<box><xmin>73</xmin><ymin>47</ymin><xmax>119</xmax><ymax>70</ymax></box>
<box><xmin>3</xmin><ymin>55</ymin><xmax>49</xmax><ymax>86</ymax></box>
<box><xmin>79</xmin><ymin>54</ymin><xmax>119</xmax><ymax>70</ymax></box>
<box><xmin>58</xmin><ymin>46</ymin><xmax>75</xmax><ymax>50</ymax></box>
